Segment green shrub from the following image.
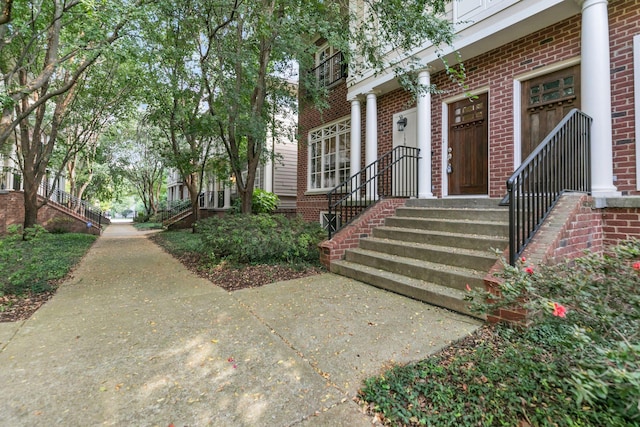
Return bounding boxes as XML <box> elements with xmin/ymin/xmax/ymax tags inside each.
<box><xmin>197</xmin><ymin>214</ymin><xmax>325</xmax><ymax>264</ymax></box>
<box><xmin>0</xmin><ymin>230</ymin><xmax>97</xmax><ymax>295</ymax></box>
<box><xmin>466</xmin><ymin>240</ymin><xmax>640</xmax><ymax>424</ymax></box>
<box><xmin>251</xmin><ymin>189</ymin><xmax>279</xmax><ymax>214</ymax></box>
<box><xmin>229</xmin><ymin>189</ymin><xmax>280</xmax><ymax>214</ymax></box>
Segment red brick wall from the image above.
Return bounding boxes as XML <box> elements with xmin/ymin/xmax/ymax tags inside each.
<box><xmin>298</xmin><ymin>81</ymin><xmax>352</xmax><ymax>222</ymax></box>
<box><xmin>609</xmin><ymin>0</ymin><xmax>639</xmax><ymax>194</ymax></box>
<box><xmin>431</xmin><ymin>14</ymin><xmax>583</xmax><ymax>198</ymax></box>
<box><xmin>0</xmin><ymin>191</ymin><xmax>100</xmax><ymax>235</ymax></box>
<box><xmin>602</xmin><ymin>208</ymin><xmax>640</xmax><ymax>245</ymax></box>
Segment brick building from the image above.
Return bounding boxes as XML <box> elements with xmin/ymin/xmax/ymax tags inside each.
<box><xmin>298</xmin><ymin>0</ymin><xmax>640</xmax><ymax>318</ymax></box>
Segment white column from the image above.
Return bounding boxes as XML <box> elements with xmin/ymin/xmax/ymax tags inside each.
<box><xmin>581</xmin><ymin>0</ymin><xmax>619</xmax><ymax>197</ymax></box>
<box><xmin>417</xmin><ymin>70</ymin><xmax>434</xmax><ymax>198</ymax></box>
<box><xmin>264</xmin><ymin>139</ymin><xmax>274</xmax><ymax>193</ymax></box>
<box><xmin>224</xmin><ymin>185</ymin><xmax>231</xmax><ymax>208</ymax></box>
<box><xmin>365</xmin><ymin>92</ymin><xmax>378</xmax><ymax>199</ymax></box>
<box><xmin>350</xmin><ymin>98</ymin><xmax>362</xmax><ymax>197</ymax></box>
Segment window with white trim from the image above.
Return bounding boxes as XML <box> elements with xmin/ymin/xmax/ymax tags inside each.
<box><xmin>308</xmin><ymin>118</ymin><xmax>351</xmax><ymax>190</ymax></box>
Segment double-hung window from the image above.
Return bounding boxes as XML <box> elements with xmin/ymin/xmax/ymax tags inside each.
<box><xmin>308</xmin><ymin>118</ymin><xmax>351</xmax><ymax>191</ymax></box>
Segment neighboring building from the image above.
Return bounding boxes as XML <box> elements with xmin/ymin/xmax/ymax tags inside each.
<box><xmin>0</xmin><ymin>147</ymin><xmax>105</xmax><ymax>235</ymax></box>
<box><xmin>298</xmin><ymin>0</ymin><xmax>640</xmax><ymax>319</ymax></box>
<box><xmin>165</xmin><ymin>119</ymin><xmax>298</xmax><ymax>216</ymax></box>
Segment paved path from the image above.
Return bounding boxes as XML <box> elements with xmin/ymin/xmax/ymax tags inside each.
<box><xmin>0</xmin><ymin>223</ymin><xmax>480</xmax><ymax>426</ymax></box>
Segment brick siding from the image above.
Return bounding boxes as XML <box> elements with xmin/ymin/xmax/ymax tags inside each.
<box><xmin>0</xmin><ymin>191</ymin><xmax>100</xmax><ymax>235</ymax></box>
<box><xmin>318</xmin><ymin>198</ymin><xmax>408</xmax><ymax>269</ymax></box>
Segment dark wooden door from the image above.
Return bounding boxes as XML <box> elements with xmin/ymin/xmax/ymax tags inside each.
<box><xmin>448</xmin><ymin>93</ymin><xmax>488</xmax><ymax>195</ymax></box>
<box><xmin>521</xmin><ymin>65</ymin><xmax>580</xmax><ymax>160</ymax></box>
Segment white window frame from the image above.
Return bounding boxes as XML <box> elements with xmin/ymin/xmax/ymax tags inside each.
<box><xmin>307</xmin><ymin>117</ymin><xmax>351</xmax><ymax>192</ymax></box>
<box><xmin>634</xmin><ymin>34</ymin><xmax>640</xmax><ymax>190</ymax></box>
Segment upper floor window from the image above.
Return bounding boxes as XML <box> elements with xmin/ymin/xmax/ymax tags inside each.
<box><xmin>308</xmin><ymin>118</ymin><xmax>351</xmax><ymax>191</ymax></box>
<box><xmin>311</xmin><ymin>44</ymin><xmax>346</xmax><ymax>88</ymax></box>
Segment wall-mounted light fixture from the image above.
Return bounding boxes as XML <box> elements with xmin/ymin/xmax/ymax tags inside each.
<box><xmin>397</xmin><ymin>116</ymin><xmax>408</xmax><ymax>132</ymax></box>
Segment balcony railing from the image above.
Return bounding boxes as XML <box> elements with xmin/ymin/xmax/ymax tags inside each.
<box><xmin>311</xmin><ymin>51</ymin><xmax>347</xmax><ymax>88</ymax></box>
<box><xmin>503</xmin><ymin>109</ymin><xmax>592</xmax><ymax>265</ymax></box>
<box><xmin>327</xmin><ymin>145</ymin><xmax>420</xmax><ymax>238</ymax></box>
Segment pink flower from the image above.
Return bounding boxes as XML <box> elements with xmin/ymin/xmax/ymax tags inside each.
<box><xmin>633</xmin><ymin>261</ymin><xmax>640</xmax><ymax>271</ymax></box>
<box><xmin>552</xmin><ymin>302</ymin><xmax>567</xmax><ymax>318</ymax></box>
<box><xmin>524</xmin><ymin>266</ymin><xmax>534</xmax><ymax>275</ymax></box>
<box><xmin>465</xmin><ymin>284</ymin><xmax>472</xmax><ymax>292</ymax></box>
<box><xmin>521</xmin><ymin>257</ymin><xmax>526</xmax><ymax>262</ymax></box>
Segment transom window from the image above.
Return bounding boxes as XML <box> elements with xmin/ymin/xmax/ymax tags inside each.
<box><xmin>308</xmin><ymin>118</ymin><xmax>351</xmax><ymax>190</ymax></box>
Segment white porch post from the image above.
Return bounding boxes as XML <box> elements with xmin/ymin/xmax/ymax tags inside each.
<box><xmin>581</xmin><ymin>0</ymin><xmax>619</xmax><ymax>197</ymax></box>
<box><xmin>264</xmin><ymin>139</ymin><xmax>274</xmax><ymax>194</ymax></box>
<box><xmin>365</xmin><ymin>92</ymin><xmax>378</xmax><ymax>199</ymax></box>
<box><xmin>350</xmin><ymin>98</ymin><xmax>362</xmax><ymax>197</ymax></box>
<box><xmin>224</xmin><ymin>186</ymin><xmax>231</xmax><ymax>208</ymax></box>
<box><xmin>417</xmin><ymin>70</ymin><xmax>434</xmax><ymax>198</ymax></box>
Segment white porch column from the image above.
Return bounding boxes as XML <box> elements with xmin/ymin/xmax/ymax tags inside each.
<box><xmin>417</xmin><ymin>70</ymin><xmax>434</xmax><ymax>198</ymax></box>
<box><xmin>350</xmin><ymin>98</ymin><xmax>362</xmax><ymax>195</ymax></box>
<box><xmin>581</xmin><ymin>0</ymin><xmax>619</xmax><ymax>197</ymax></box>
<box><xmin>224</xmin><ymin>186</ymin><xmax>231</xmax><ymax>208</ymax></box>
<box><xmin>365</xmin><ymin>92</ymin><xmax>378</xmax><ymax>199</ymax></box>
<box><xmin>264</xmin><ymin>140</ymin><xmax>274</xmax><ymax>193</ymax></box>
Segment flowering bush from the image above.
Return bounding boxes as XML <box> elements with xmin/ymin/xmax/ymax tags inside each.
<box><xmin>467</xmin><ymin>239</ymin><xmax>640</xmax><ymax>422</ymax></box>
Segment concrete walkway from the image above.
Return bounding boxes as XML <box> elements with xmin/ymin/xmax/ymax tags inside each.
<box><xmin>0</xmin><ymin>223</ymin><xmax>480</xmax><ymax>426</ymax></box>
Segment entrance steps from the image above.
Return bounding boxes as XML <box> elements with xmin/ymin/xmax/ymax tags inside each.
<box><xmin>330</xmin><ymin>199</ymin><xmax>508</xmax><ymax>318</ymax></box>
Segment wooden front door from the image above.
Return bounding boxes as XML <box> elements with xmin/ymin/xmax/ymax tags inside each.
<box><xmin>521</xmin><ymin>65</ymin><xmax>580</xmax><ymax>160</ymax></box>
<box><xmin>448</xmin><ymin>93</ymin><xmax>488</xmax><ymax>195</ymax></box>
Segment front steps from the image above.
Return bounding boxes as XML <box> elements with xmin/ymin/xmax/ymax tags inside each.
<box><xmin>331</xmin><ymin>199</ymin><xmax>509</xmax><ymax>318</ymax></box>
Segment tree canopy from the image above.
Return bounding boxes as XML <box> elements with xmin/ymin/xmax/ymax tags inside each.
<box><xmin>1</xmin><ymin>0</ymin><xmax>458</xmax><ymax>221</ymax></box>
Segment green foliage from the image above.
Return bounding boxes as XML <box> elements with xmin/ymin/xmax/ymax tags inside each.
<box><xmin>0</xmin><ymin>229</ymin><xmax>97</xmax><ymax>296</ymax></box>
<box><xmin>230</xmin><ymin>189</ymin><xmax>280</xmax><ymax>215</ymax></box>
<box><xmin>197</xmin><ymin>214</ymin><xmax>325</xmax><ymax>265</ymax></box>
<box><xmin>151</xmin><ymin>229</ymin><xmax>203</xmax><ymax>256</ymax></box>
<box><xmin>251</xmin><ymin>189</ymin><xmax>279</xmax><ymax>214</ymax></box>
<box><xmin>361</xmin><ymin>240</ymin><xmax>640</xmax><ymax>426</ymax></box>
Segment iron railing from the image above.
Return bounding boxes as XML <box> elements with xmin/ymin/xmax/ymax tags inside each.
<box><xmin>504</xmin><ymin>109</ymin><xmax>592</xmax><ymax>265</ymax></box>
<box><xmin>310</xmin><ymin>51</ymin><xmax>347</xmax><ymax>88</ymax></box>
<box><xmin>327</xmin><ymin>145</ymin><xmax>420</xmax><ymax>238</ymax></box>
<box><xmin>159</xmin><ymin>198</ymin><xmax>192</xmax><ymax>224</ymax></box>
<box><xmin>39</xmin><ymin>180</ymin><xmax>109</xmax><ymax>228</ymax></box>
<box><xmin>198</xmin><ymin>190</ymin><xmax>227</xmax><ymax>209</ymax></box>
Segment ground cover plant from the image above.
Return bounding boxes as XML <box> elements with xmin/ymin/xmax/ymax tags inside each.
<box><xmin>150</xmin><ymin>214</ymin><xmax>326</xmax><ymax>291</ymax></box>
<box><xmin>359</xmin><ymin>240</ymin><xmax>640</xmax><ymax>426</ymax></box>
<box><xmin>0</xmin><ymin>225</ymin><xmax>97</xmax><ymax>322</ymax></box>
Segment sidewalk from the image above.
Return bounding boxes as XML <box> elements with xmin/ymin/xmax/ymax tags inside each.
<box><xmin>0</xmin><ymin>223</ymin><xmax>480</xmax><ymax>426</ymax></box>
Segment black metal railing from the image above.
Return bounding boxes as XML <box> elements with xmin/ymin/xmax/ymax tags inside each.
<box><xmin>311</xmin><ymin>51</ymin><xmax>347</xmax><ymax>88</ymax></box>
<box><xmin>159</xmin><ymin>198</ymin><xmax>192</xmax><ymax>224</ymax></box>
<box><xmin>39</xmin><ymin>180</ymin><xmax>110</xmax><ymax>228</ymax></box>
<box><xmin>198</xmin><ymin>190</ymin><xmax>226</xmax><ymax>209</ymax></box>
<box><xmin>327</xmin><ymin>145</ymin><xmax>420</xmax><ymax>238</ymax></box>
<box><xmin>503</xmin><ymin>109</ymin><xmax>592</xmax><ymax>265</ymax></box>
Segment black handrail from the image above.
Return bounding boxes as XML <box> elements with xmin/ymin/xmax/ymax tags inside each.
<box><xmin>39</xmin><ymin>180</ymin><xmax>109</xmax><ymax>228</ymax></box>
<box><xmin>160</xmin><ymin>198</ymin><xmax>192</xmax><ymax>224</ymax></box>
<box><xmin>327</xmin><ymin>145</ymin><xmax>420</xmax><ymax>238</ymax></box>
<box><xmin>310</xmin><ymin>51</ymin><xmax>347</xmax><ymax>88</ymax></box>
<box><xmin>504</xmin><ymin>109</ymin><xmax>592</xmax><ymax>265</ymax></box>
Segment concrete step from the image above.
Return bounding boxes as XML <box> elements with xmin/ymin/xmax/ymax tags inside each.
<box><xmin>405</xmin><ymin>198</ymin><xmax>504</xmax><ymax>209</ymax></box>
<box><xmin>344</xmin><ymin>248</ymin><xmax>486</xmax><ymax>290</ymax></box>
<box><xmin>372</xmin><ymin>226</ymin><xmax>507</xmax><ymax>252</ymax></box>
<box><xmin>331</xmin><ymin>260</ymin><xmax>484</xmax><ymax>319</ymax></box>
<box><xmin>395</xmin><ymin>206</ymin><xmax>508</xmax><ymax>222</ymax></box>
<box><xmin>384</xmin><ymin>216</ymin><xmax>509</xmax><ymax>237</ymax></box>
<box><xmin>359</xmin><ymin>237</ymin><xmax>499</xmax><ymax>271</ymax></box>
